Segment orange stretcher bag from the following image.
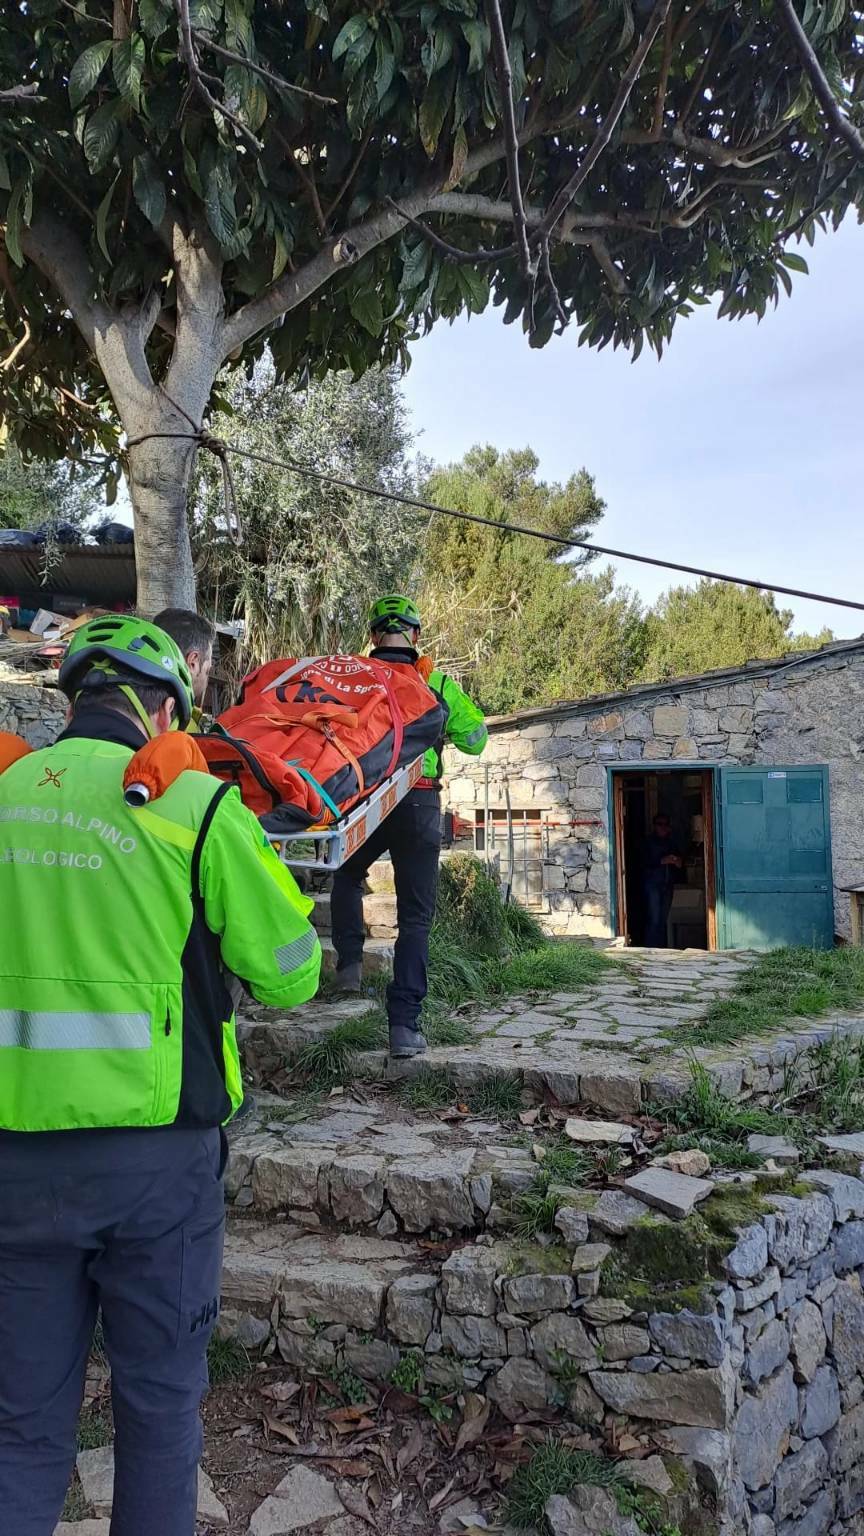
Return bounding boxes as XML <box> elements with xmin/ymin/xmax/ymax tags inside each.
<box><xmin>196</xmin><ymin>654</ymin><xmax>444</xmax><ymax>834</ymax></box>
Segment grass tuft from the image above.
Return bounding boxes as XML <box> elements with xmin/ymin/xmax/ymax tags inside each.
<box><xmin>489</xmin><ymin>942</ymin><xmax>610</xmax><ymax>998</ymax></box>
<box><xmin>676</xmin><ymin>946</ymin><xmax>864</xmax><ymax>1049</ymax></box>
<box><xmin>468</xmin><ymin>1071</ymin><xmax>524</xmax><ymax>1118</ymax></box>
<box><xmin>207</xmin><ymin>1335</ymin><xmax>251</xmax><ymax>1386</ymax></box>
<box><xmin>506</xmin><ymin>1440</ymin><xmax>625</xmax><ymax>1530</ymax></box>
<box><xmin>424</xmin><ymin>1013</ymin><xmax>473</xmax><ymax>1047</ymax></box>
<box><xmin>293</xmin><ymin>1010</ymin><xmax>387</xmax><ymax>1086</ymax></box>
<box><xmin>399</xmin><ymin>1067</ymin><xmax>457</xmax><ymax>1111</ymax></box>
<box><xmin>77</xmin><ymin>1405</ymin><xmax>112</xmax><ymax>1451</ymax></box>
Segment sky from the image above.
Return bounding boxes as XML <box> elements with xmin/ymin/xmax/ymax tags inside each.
<box><xmin>401</xmin><ymin>216</ymin><xmax>864</xmax><ymax>641</ymax></box>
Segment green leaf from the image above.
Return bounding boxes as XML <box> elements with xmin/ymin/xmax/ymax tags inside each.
<box><xmin>68</xmin><ymin>41</ymin><xmax>112</xmax><ymax>110</ymax></box>
<box><xmin>204</xmin><ymin>159</ymin><xmax>246</xmax><ymax>255</ymax></box>
<box><xmin>4</xmin><ymin>175</ymin><xmax>32</xmax><ymax>268</ymax></box>
<box><xmin>400</xmin><ymin>240</ymin><xmax>431</xmax><ymax>291</ymax></box>
<box><xmin>458</xmin><ymin>264</ymin><xmax>489</xmax><ymax>314</ymax></box>
<box><xmin>272</xmin><ymin>226</ymin><xmax>289</xmax><ymax>281</ymax></box>
<box><xmin>224</xmin><ymin>0</ymin><xmax>253</xmax><ymax>51</ymax></box>
<box><xmin>460</xmin><ymin>18</ymin><xmax>489</xmax><ymax>72</ymax></box>
<box><xmin>188</xmin><ymin>0</ymin><xmax>223</xmax><ymax>30</ymax></box>
<box><xmin>133</xmin><ymin>152</ymin><xmax>167</xmax><ymax>228</ymax></box>
<box><xmin>349</xmin><ymin>286</ymin><xmax>384</xmax><ymax>335</ymax></box>
<box><xmin>139</xmin><ymin>0</ymin><xmax>170</xmax><ymax>39</ymax></box>
<box><xmin>373</xmin><ymin>35</ymin><xmax>396</xmax><ymax>103</ymax></box>
<box><xmin>113</xmin><ymin>35</ymin><xmax>145</xmax><ymax>109</ymax></box>
<box><xmin>82</xmin><ymin>100</ymin><xmax>123</xmax><ymax>174</ymax></box>
<box><xmin>0</xmin><ymin>149</ymin><xmax>10</xmax><ymax>192</ymax></box>
<box><xmin>104</xmin><ymin>468</ymin><xmax>119</xmax><ymax>507</ymax></box>
<box><xmin>95</xmin><ymin>172</ymin><xmax>120</xmax><ymax>260</ymax></box>
<box><xmin>333</xmin><ymin>16</ymin><xmax>369</xmax><ymax>60</ymax></box>
<box><xmin>446</xmin><ymin>122</ymin><xmax>468</xmax><ymax>187</ymax></box>
<box><xmin>418</xmin><ymin>65</ymin><xmax>455</xmax><ymax>156</ymax></box>
<box><xmin>779</xmin><ymin>250</ymin><xmax>809</xmax><ymax>273</ymax></box>
<box><xmin>224</xmin><ymin>64</ymin><xmax>268</xmax><ymax>132</ymax></box>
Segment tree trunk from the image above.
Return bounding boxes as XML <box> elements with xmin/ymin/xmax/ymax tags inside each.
<box><xmin>125</xmin><ymin>425</ymin><xmax>199</xmax><ymax>613</ymax></box>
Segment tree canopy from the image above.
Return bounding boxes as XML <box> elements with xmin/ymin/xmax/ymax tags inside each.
<box><xmin>640</xmin><ymin>579</ymin><xmax>834</xmax><ymax>680</ymax></box>
<box><xmin>1</xmin><ymin>0</ymin><xmax>862</xmax><ymax>608</ymax></box>
<box><xmin>417</xmin><ymin>445</ymin><xmax>646</xmax><ymax>712</ymax></box>
<box><xmin>0</xmin><ymin>443</ymin><xmax>102</xmax><ymax>529</ymax></box>
<box><xmin>195</xmin><ymin>362</ymin><xmax>418</xmax><ymax>666</ymax></box>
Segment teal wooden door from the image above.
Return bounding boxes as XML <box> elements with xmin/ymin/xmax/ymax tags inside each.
<box><xmin>717</xmin><ymin>766</ymin><xmax>833</xmax><ymax>950</ymax></box>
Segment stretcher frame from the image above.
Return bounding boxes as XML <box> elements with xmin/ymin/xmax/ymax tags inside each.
<box><xmin>269</xmin><ymin>755</ymin><xmax>425</xmax><ymax>872</ymax></box>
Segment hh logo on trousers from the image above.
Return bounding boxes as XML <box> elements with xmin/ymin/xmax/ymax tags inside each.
<box><xmin>190</xmin><ymin>1297</ymin><xmax>219</xmax><ymax>1333</ymax></box>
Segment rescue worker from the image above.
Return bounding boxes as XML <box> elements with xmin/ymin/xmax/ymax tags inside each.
<box><xmin>153</xmin><ymin>606</ymin><xmax>216</xmax><ymax>719</ymax></box>
<box><xmin>330</xmin><ymin>595</ymin><xmax>487</xmax><ymax>1058</ymax></box>
<box><xmin>0</xmin><ymin>615</ymin><xmax>321</xmax><ymax>1536</ymax></box>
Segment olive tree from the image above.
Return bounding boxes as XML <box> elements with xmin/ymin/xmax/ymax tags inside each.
<box><xmin>1</xmin><ymin>0</ymin><xmax>861</xmax><ymax>609</ymax></box>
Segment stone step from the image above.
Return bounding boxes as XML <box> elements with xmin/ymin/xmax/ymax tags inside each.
<box><xmin>318</xmin><ymin>936</ymin><xmax>394</xmax><ymax>978</ymax></box>
<box><xmin>309</xmin><ymin>891</ymin><xmax>398</xmax><ymax>939</ymax></box>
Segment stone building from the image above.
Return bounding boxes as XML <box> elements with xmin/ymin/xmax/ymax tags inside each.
<box><xmin>442</xmin><ymin>638</ymin><xmax>864</xmax><ymax>949</ymax></box>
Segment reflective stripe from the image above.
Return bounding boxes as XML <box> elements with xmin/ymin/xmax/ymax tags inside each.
<box><xmin>132</xmin><ymin>807</ymin><xmax>198</xmax><ymax>850</ymax></box>
<box><xmin>0</xmin><ymin>1009</ymin><xmax>151</xmax><ymax>1051</ymax></box>
<box><xmin>465</xmin><ymin>723</ymin><xmax>488</xmax><ymax>746</ymax></box>
<box><xmin>274</xmin><ymin>927</ymin><xmax>318</xmax><ymax>975</ymax></box>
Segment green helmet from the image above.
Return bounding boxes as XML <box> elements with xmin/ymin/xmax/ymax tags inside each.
<box><xmin>59</xmin><ymin>615</ymin><xmax>194</xmax><ymax>729</ymax></box>
<box><xmin>368</xmin><ymin>594</ymin><xmax>421</xmax><ymax>636</ymax></box>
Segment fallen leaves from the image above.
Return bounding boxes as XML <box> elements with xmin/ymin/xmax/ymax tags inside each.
<box><xmin>453</xmin><ymin>1394</ymin><xmax>490</xmax><ymax>1457</ymax></box>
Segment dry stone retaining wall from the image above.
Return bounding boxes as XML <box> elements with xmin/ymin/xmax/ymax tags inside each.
<box><xmin>0</xmin><ymin>669</ymin><xmax>66</xmax><ymax>746</ymax></box>
<box><xmin>443</xmin><ymin>645</ymin><xmax>864</xmax><ymax>942</ymax></box>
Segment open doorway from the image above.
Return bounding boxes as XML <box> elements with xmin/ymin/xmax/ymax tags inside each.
<box><xmin>612</xmin><ymin>768</ymin><xmax>717</xmax><ymax>950</ymax></box>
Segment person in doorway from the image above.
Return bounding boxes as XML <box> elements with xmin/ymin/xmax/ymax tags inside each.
<box><xmin>0</xmin><ymin>615</ymin><xmax>320</xmax><ymax>1536</ymax></box>
<box><xmin>330</xmin><ymin>595</ymin><xmax>488</xmax><ymax>1058</ymax></box>
<box><xmin>153</xmin><ymin>607</ymin><xmax>216</xmax><ymax>721</ymax></box>
<box><xmin>642</xmin><ymin>812</ymin><xmax>684</xmax><ymax>947</ymax></box>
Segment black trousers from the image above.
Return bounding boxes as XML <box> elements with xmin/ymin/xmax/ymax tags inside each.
<box><xmin>330</xmin><ymin>789</ymin><xmax>441</xmax><ymax>1032</ymax></box>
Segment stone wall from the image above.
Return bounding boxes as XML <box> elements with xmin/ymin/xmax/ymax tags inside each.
<box><xmin>442</xmin><ymin>646</ymin><xmax>864</xmax><ymax>942</ymax></box>
<box><xmin>222</xmin><ymin>1169</ymin><xmax>864</xmax><ymax>1536</ymax></box>
<box><xmin>0</xmin><ymin>667</ymin><xmax>66</xmax><ymax>747</ymax></box>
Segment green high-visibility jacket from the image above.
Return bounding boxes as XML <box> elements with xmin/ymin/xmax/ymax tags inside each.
<box><xmin>423</xmin><ymin>669</ymin><xmax>488</xmax><ymax>781</ymax></box>
<box><xmin>0</xmin><ymin>732</ymin><xmax>321</xmax><ymax>1132</ymax></box>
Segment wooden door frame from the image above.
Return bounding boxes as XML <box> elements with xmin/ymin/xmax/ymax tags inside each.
<box><xmin>609</xmin><ymin>764</ymin><xmax>719</xmax><ymax>950</ymax></box>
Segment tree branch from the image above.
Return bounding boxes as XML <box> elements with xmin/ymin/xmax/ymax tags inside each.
<box><xmin>425</xmin><ymin>192</ymin><xmax>655</xmax><ymax>236</ymax></box>
<box><xmin>484</xmin><ymin>0</ymin><xmax>536</xmax><ymax>281</ymax></box>
<box><xmin>626</xmin><ymin>122</ymin><xmax>788</xmax><ymax>168</ymax></box>
<box><xmin>386</xmin><ymin>197</ymin><xmax>516</xmax><ymax>264</ymax></box>
<box><xmin>323</xmin><ymin>125</ymin><xmax>373</xmax><ymax>223</ymax></box>
<box><xmin>0</xmin><ymin>84</ymin><xmax>43</xmax><ymax>104</ymax></box>
<box><xmin>537</xmin><ymin>0</ymin><xmax>673</xmax><ymax>240</ymax></box>
<box><xmin>274</xmin><ymin>128</ymin><xmax>327</xmax><ymax>237</ymax></box>
<box><xmin>774</xmin><ymin>0</ymin><xmax>864</xmax><ymax>163</ymax></box>
<box><xmin>588</xmin><ymin>237</ymin><xmax>630</xmax><ymax>296</ymax></box>
<box><xmin>652</xmin><ymin>9</ymin><xmax>676</xmax><ymax>138</ymax></box>
<box><xmin>540</xmin><ymin>238</ymin><xmax>567</xmax><ymax>329</ymax></box>
<box><xmin>174</xmin><ymin>0</ymin><xmax>263</xmax><ymax>153</ymax></box>
<box><xmin>20</xmin><ymin>210</ymin><xmax>102</xmax><ymax>352</ymax></box>
<box><xmin>191</xmin><ymin>32</ymin><xmax>337</xmax><ymax>107</ymax></box>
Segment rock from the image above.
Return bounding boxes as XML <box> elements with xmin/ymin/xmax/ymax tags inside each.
<box><xmin>735</xmin><ymin>1267</ymin><xmax>780</xmax><ymax>1311</ymax></box>
<box><xmin>743</xmin><ymin>1318</ymin><xmax>790</xmax><ymax>1386</ymax></box>
<box><xmin>344</xmin><ymin>1336</ymin><xmax>400</xmax><ymax>1381</ymax></box>
<box><xmin>566</xmin><ymin>1377</ymin><xmax>605</xmax><ymax>1425</ymax></box>
<box><xmin>531</xmin><ymin>1313</ymin><xmax>597</xmax><ymax>1373</ymax></box>
<box><xmin>655</xmin><ymin>1149</ymin><xmax>712</xmax><ymax>1179</ymax></box>
<box><xmin>831</xmin><ymin>1219</ymin><xmax>864</xmax><ymax>1273</ymax></box>
<box><xmin>660</xmin><ymin>1427</ymin><xmax>731</xmax><ymax>1498</ymax></box>
<box><xmin>583</xmin><ymin>1298</ymin><xmax>633</xmax><ymax>1325</ymax></box>
<box><xmin>790</xmin><ymin>1300</ymin><xmax>826</xmax><ymax>1384</ymax></box>
<box><xmin>817</xmin><ymin>1132</ymin><xmax>864</xmax><ymax>1157</ymax></box>
<box><xmin>747</xmin><ymin>1135</ymin><xmax>800</xmax><ymax>1166</ymax></box>
<box><xmin>806</xmin><ymin>1170</ymin><xmax>864</xmax><ymax>1222</ymax></box>
<box><xmin>439</xmin><ymin>1498</ymin><xmax>487</xmax><ymax>1533</ymax></box>
<box><xmin>622</xmin><ymin>1456</ymin><xmax>674</xmax><ymax>1497</ymax></box>
<box><xmin>653</xmin><ymin>705</ymin><xmax>690</xmax><ymax>738</ymax></box>
<box><xmin>724</xmin><ymin>1224</ymin><xmax>769</xmax><ymax>1281</ymax></box>
<box><xmin>441</xmin><ymin>1313</ymin><xmax>506</xmax><ymax>1359</ymax></box>
<box><xmin>750</xmin><ymin>1518</ymin><xmax>776</xmax><ymax>1536</ymax></box>
<box><xmin>329</xmin><ymin>1156</ymin><xmax>385</xmax><ymax>1224</ymax></box>
<box><xmin>601</xmin><ymin>1324</ymin><xmax>652</xmax><ymax>1361</ymax></box>
<box><xmin>488</xmin><ymin>1358</ymin><xmax>554</xmax><ymax>1420</ymax></box>
<box><xmin>385</xmin><ymin>1273</ymin><xmax>437</xmax><ymax>1345</ymax></box>
<box><xmin>546</xmin><ymin>1486</ymin><xmax>642</xmax><ymax>1536</ymax></box>
<box><xmin>215</xmin><ymin>1308</ymin><xmax>270</xmax><ymax>1352</ymax></box>
<box><xmin>376</xmin><ymin>1210</ymin><xmax>398</xmax><ymax>1237</ymax></box>
<box><xmin>773</xmin><ymin>1440</ymin><xmax>829</xmax><ymax>1522</ymax></box>
<box><xmin>776</xmin><ymin>1489</ymin><xmax>835</xmax><ymax>1536</ymax></box>
<box><xmin>578</xmin><ymin>1068</ymin><xmax>642</xmax><ymax>1118</ymax></box>
<box><xmin>564</xmin><ymin>1116</ymin><xmax>635</xmax><ymax>1145</ymax></box>
<box><xmin>570</xmin><ymin>1243</ymin><xmax>611</xmax><ymax>1274</ymax></box>
<box><xmin>54</xmin><ymin>1525</ymin><xmax>111</xmax><ymax>1535</ymax></box>
<box><xmin>252</xmin><ymin>1147</ymin><xmax>330</xmax><ymax>1211</ymax></box>
<box><xmin>734</xmin><ymin>1363</ymin><xmax>798</xmax><ymax>1490</ymax></box>
<box><xmin>829</xmin><ymin>1277</ymin><xmax>864</xmax><ymax>1384</ymax></box>
<box><xmin>76</xmin><ymin>1447</ymin><xmax>227</xmax><ymax>1526</ymax></box>
<box><xmin>502</xmin><ymin>1273</ymin><xmax>575</xmax><ymax>1316</ymax></box>
<box><xmin>248</xmin><ymin>1465</ymin><xmax>343</xmax><ymax>1534</ymax></box>
<box><xmin>765</xmin><ymin>1195</ymin><xmax>834</xmax><ymax>1271</ymax></box>
<box><xmin>555</xmin><ymin>1207</ymin><xmax>591</xmax><ymax>1247</ymax></box>
<box><xmin>277</xmin><ymin>1328</ymin><xmax>336</xmax><ymax>1372</ymax></box>
<box><xmin>386</xmin><ymin>1153</ymin><xmax>476</xmax><ymax>1231</ymax></box>
<box><xmin>590</xmin><ymin>1365</ymin><xmax>732</xmax><ymax>1428</ymax></box>
<box><xmin>826</xmin><ymin>1401</ymin><xmax>864</xmax><ymax>1487</ymax></box>
<box><xmin>577</xmin><ymin>1271</ymin><xmax>600</xmax><ymax>1299</ymax></box>
<box><xmin>590</xmin><ymin>1190</ymin><xmax>651</xmax><ymax>1239</ymax></box>
<box><xmin>801</xmin><ymin>1364</ymin><xmax>840</xmax><ymax>1440</ymax></box>
<box><xmin>279</xmin><ymin>1262</ymin><xmax>389</xmax><ymax>1331</ymax></box>
<box><xmin>624</xmin><ymin>1168</ymin><xmax>714</xmax><ymax>1219</ymax></box>
<box><xmin>470</xmin><ymin>1174</ymin><xmax>493</xmax><ymax>1214</ymax></box>
<box><xmin>648</xmin><ymin>1308</ymin><xmax>725</xmax><ymax>1368</ymax></box>
<box><xmin>441</xmin><ymin>1248</ymin><xmax>498</xmax><ymax>1317</ymax></box>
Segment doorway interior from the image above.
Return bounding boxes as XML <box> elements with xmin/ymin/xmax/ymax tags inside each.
<box><xmin>612</xmin><ymin>767</ymin><xmax>717</xmax><ymax>950</ymax></box>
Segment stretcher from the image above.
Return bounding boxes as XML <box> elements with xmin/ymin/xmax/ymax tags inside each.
<box><xmin>269</xmin><ymin>754</ymin><xmax>425</xmax><ymax>872</ymax></box>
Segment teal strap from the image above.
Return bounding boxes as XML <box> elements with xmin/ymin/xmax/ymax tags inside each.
<box><xmin>287</xmin><ymin>760</ymin><xmax>342</xmax><ymax>821</ymax></box>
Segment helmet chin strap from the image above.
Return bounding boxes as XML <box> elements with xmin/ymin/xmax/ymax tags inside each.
<box><xmin>119</xmin><ymin>685</ymin><xmax>157</xmax><ymax>740</ymax></box>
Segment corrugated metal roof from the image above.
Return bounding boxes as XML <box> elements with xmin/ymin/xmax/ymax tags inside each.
<box><xmin>0</xmin><ymin>544</ymin><xmax>136</xmax><ymax>606</ymax></box>
<box><xmin>485</xmin><ymin>635</ymin><xmax>864</xmax><ymax>731</ymax></box>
